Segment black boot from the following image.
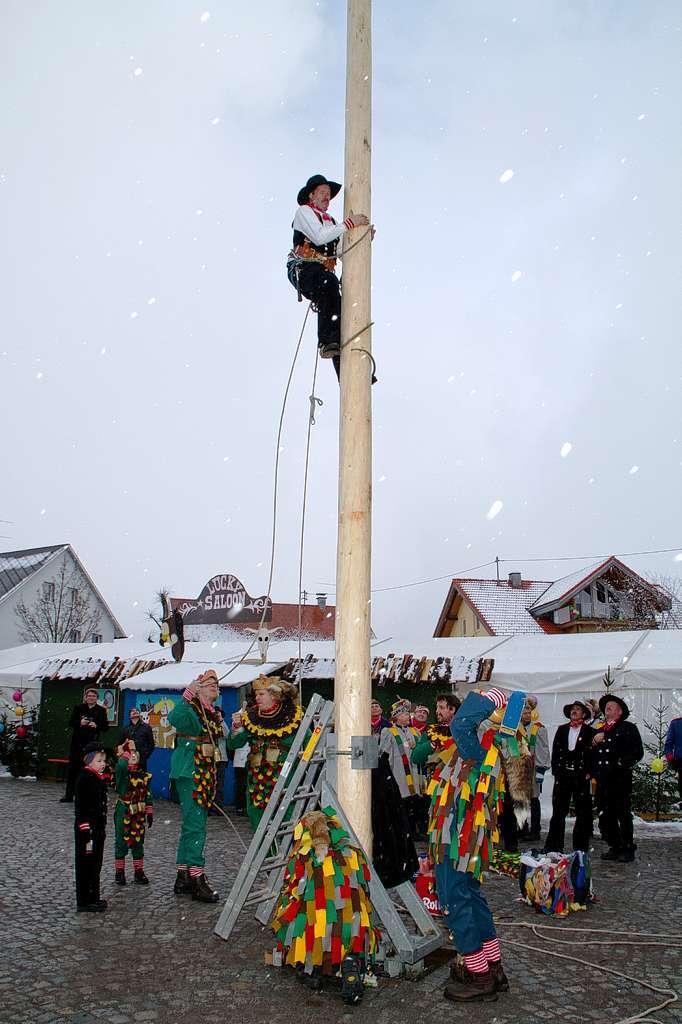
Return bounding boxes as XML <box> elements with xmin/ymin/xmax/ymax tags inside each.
<box><xmin>617</xmin><ymin>846</ymin><xmax>636</xmax><ymax>863</ymax></box>
<box><xmin>600</xmin><ymin>847</ymin><xmax>621</xmax><ymax>861</ymax></box>
<box><xmin>134</xmin><ymin>868</ymin><xmax>149</xmax><ymax>885</ymax></box>
<box><xmin>191</xmin><ymin>873</ymin><xmax>219</xmax><ymax>903</ymax></box>
<box><xmin>340</xmin><ymin>954</ymin><xmax>365</xmax><ymax>1005</ymax></box>
<box><xmin>114</xmin><ymin>869</ymin><xmax>126</xmax><ymax>886</ymax></box>
<box><xmin>173</xmin><ymin>869</ymin><xmax>193</xmax><ymax>895</ymax></box>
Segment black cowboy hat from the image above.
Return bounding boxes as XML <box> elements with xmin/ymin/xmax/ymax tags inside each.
<box><xmin>563</xmin><ymin>700</ymin><xmax>592</xmax><ymax>721</ymax></box>
<box><xmin>297</xmin><ymin>174</ymin><xmax>342</xmax><ymax>206</ymax></box>
<box><xmin>598</xmin><ymin>693</ymin><xmax>630</xmax><ymax>720</ymax></box>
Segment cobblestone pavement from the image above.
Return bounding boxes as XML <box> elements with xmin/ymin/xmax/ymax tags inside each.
<box><xmin>2</xmin><ymin>779</ymin><xmax>680</xmax><ymax>1024</ymax></box>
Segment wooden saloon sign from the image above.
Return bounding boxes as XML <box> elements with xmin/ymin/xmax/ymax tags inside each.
<box><xmin>173</xmin><ymin>574</ymin><xmax>272</xmax><ymax>626</ymax></box>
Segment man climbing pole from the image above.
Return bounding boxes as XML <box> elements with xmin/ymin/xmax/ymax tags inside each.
<box><xmin>287</xmin><ymin>173</ymin><xmax>371</xmax><ymax>378</ymax></box>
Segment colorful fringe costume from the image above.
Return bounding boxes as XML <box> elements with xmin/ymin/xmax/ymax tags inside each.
<box><xmin>227</xmin><ymin>682</ymin><xmax>303</xmax><ymax>831</ymax></box>
<box><xmin>271</xmin><ymin>808</ymin><xmax>381</xmax><ymax>976</ymax></box>
<box><xmin>113</xmin><ymin>757</ymin><xmax>152</xmax><ymax>879</ymax></box>
<box><xmin>427</xmin><ymin>688</ymin><xmax>523</xmax><ymax>991</ymax></box>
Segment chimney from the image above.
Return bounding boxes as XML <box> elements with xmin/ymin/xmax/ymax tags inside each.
<box><xmin>316</xmin><ymin>593</ymin><xmax>328</xmax><ymax>611</ymax></box>
<box><xmin>508</xmin><ymin>572</ymin><xmax>522</xmax><ymax>589</ymax></box>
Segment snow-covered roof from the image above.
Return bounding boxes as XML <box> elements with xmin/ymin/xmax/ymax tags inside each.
<box><xmin>529</xmin><ymin>556</ymin><xmax>667</xmax><ymax>615</ymax></box>
<box><xmin>446</xmin><ymin>579</ymin><xmax>553</xmax><ymax>635</ymax></box>
<box><xmin>0</xmin><ymin>545</ymin><xmax>68</xmax><ymax>602</ymax></box>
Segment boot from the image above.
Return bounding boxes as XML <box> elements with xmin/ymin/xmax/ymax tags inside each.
<box><xmin>488</xmin><ymin>960</ymin><xmax>510</xmax><ymax>992</ymax></box>
<box><xmin>134</xmin><ymin>868</ymin><xmax>149</xmax><ymax>885</ymax></box>
<box><xmin>340</xmin><ymin>954</ymin><xmax>365</xmax><ymax>1005</ymax></box>
<box><xmin>600</xmin><ymin>847</ymin><xmax>621</xmax><ymax>861</ymax></box>
<box><xmin>173</xmin><ymin>869</ymin><xmax>194</xmax><ymax>895</ymax></box>
<box><xmin>617</xmin><ymin>846</ymin><xmax>636</xmax><ymax>863</ymax></box>
<box><xmin>114</xmin><ymin>869</ymin><xmax>126</xmax><ymax>886</ymax></box>
<box><xmin>444</xmin><ymin>969</ymin><xmax>497</xmax><ymax>1003</ymax></box>
<box><xmin>191</xmin><ymin>873</ymin><xmax>219</xmax><ymax>903</ymax></box>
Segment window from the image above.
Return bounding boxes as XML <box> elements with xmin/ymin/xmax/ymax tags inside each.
<box><xmin>43</xmin><ymin>581</ymin><xmax>55</xmax><ymax>600</ymax></box>
<box><xmin>68</xmin><ymin>587</ymin><xmax>78</xmax><ymax>606</ymax></box>
<box><xmin>475</xmin><ymin>616</ymin><xmax>481</xmax><ymax>631</ymax></box>
<box><xmin>596</xmin><ymin>582</ymin><xmax>606</xmax><ymax>604</ymax></box>
<box><xmin>90</xmin><ymin>633</ymin><xmax>103</xmax><ymax>643</ymax></box>
<box><xmin>461</xmin><ymin>620</ymin><xmax>467</xmax><ymax>636</ymax></box>
<box><xmin>69</xmin><ymin>629</ymin><xmax>82</xmax><ymax>642</ymax></box>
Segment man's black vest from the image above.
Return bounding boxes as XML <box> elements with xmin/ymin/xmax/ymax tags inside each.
<box><xmin>292</xmin><ymin>208</ymin><xmax>338</xmax><ymax>259</ymax></box>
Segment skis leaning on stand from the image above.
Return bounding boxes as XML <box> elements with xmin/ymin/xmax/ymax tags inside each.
<box><xmin>213</xmin><ymin>692</ymin><xmax>443</xmax><ymax>972</ymax></box>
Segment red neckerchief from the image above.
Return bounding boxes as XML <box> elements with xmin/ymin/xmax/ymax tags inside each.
<box><xmin>604</xmin><ymin>720</ymin><xmax>617</xmax><ymax>732</ymax></box>
<box><xmin>308</xmin><ymin>201</ymin><xmax>332</xmax><ymax>223</ymax></box>
<box><xmin>84</xmin><ymin>765</ymin><xmax>104</xmax><ymax>778</ymax></box>
<box><xmin>569</xmin><ymin>722</ymin><xmax>582</xmax><ymax>729</ymax></box>
<box><xmin>412</xmin><ymin>721</ymin><xmax>428</xmax><ymax>734</ymax></box>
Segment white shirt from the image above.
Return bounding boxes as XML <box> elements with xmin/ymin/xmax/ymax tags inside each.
<box><xmin>568</xmin><ymin>724</ymin><xmax>581</xmax><ymax>751</ymax></box>
<box><xmin>292</xmin><ymin>204</ymin><xmax>351</xmax><ymax>247</ymax></box>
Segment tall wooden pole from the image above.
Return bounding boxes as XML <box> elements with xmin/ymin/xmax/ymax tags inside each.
<box><xmin>335</xmin><ymin>0</ymin><xmax>373</xmax><ymax>855</ymax></box>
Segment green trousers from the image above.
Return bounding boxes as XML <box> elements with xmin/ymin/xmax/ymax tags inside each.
<box><xmin>114</xmin><ymin>804</ymin><xmax>145</xmax><ymax>859</ymax></box>
<box><xmin>175</xmin><ymin>776</ymin><xmax>208</xmax><ymax>869</ymax></box>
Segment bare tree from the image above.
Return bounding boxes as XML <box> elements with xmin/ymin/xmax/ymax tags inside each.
<box><xmin>647</xmin><ymin>573</ymin><xmax>682</xmax><ymax>629</ymax></box>
<box><xmin>14</xmin><ymin>557</ymin><xmax>102</xmax><ymax>642</ymax></box>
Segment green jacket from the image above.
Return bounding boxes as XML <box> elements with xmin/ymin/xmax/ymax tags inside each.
<box><xmin>411</xmin><ymin>731</ymin><xmax>435</xmax><ymax>766</ymax></box>
<box><xmin>169</xmin><ymin>700</ymin><xmax>205</xmax><ymax>780</ymax></box>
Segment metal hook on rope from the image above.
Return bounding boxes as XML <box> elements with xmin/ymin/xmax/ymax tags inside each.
<box><xmin>308</xmin><ymin>393</ymin><xmax>323</xmax><ymax>425</ymax></box>
<box><xmin>350</xmin><ymin>347</ymin><xmax>377</xmax><ymax>378</ymax></box>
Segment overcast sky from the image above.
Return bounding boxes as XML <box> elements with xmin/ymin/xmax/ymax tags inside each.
<box><xmin>2</xmin><ymin>1</ymin><xmax>681</xmax><ymax>641</ymax></box>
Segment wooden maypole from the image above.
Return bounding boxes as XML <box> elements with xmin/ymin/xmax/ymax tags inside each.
<box><xmin>335</xmin><ymin>0</ymin><xmax>373</xmax><ymax>854</ymax></box>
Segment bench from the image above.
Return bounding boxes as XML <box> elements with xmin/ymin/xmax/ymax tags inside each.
<box><xmin>46</xmin><ymin>757</ymin><xmax>69</xmax><ymax>782</ymax></box>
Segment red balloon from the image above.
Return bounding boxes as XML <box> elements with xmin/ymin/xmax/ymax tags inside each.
<box><xmin>16</xmin><ymin>725</ymin><xmax>27</xmax><ymax>739</ymax></box>
<box><xmin>12</xmin><ymin>690</ymin><xmax>22</xmax><ymax>703</ymax></box>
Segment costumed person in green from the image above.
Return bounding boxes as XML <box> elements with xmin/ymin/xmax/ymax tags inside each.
<box><xmin>169</xmin><ymin>669</ymin><xmax>223</xmax><ymax>903</ymax></box>
<box><xmin>427</xmin><ymin>687</ymin><xmax>531</xmax><ymax>1003</ymax></box>
<box><xmin>411</xmin><ymin>693</ymin><xmax>461</xmax><ymax>773</ymax></box>
<box><xmin>113</xmin><ymin>740</ymin><xmax>153</xmax><ymax>886</ymax></box>
<box><xmin>227</xmin><ymin>674</ymin><xmax>302</xmax><ymax>831</ymax></box>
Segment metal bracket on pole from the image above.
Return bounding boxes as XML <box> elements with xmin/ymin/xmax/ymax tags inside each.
<box><xmin>326</xmin><ymin>734</ymin><xmax>378</xmax><ymax>770</ymax></box>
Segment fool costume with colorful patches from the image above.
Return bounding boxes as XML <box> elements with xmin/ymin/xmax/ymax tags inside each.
<box><xmin>113</xmin><ymin>744</ymin><xmax>153</xmax><ymax>886</ymax></box>
<box><xmin>428</xmin><ymin>688</ymin><xmax>528</xmax><ymax>1003</ymax></box>
<box><xmin>227</xmin><ymin>675</ymin><xmax>303</xmax><ymax>831</ymax></box>
<box><xmin>270</xmin><ymin>808</ymin><xmax>380</xmax><ymax>986</ymax></box>
<box><xmin>168</xmin><ymin>672</ymin><xmax>223</xmax><ymax>902</ymax></box>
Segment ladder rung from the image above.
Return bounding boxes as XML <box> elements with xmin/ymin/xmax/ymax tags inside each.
<box><xmin>276</xmin><ymin>824</ymin><xmax>297</xmax><ymax>837</ymax></box>
<box><xmin>245</xmin><ymin>889</ymin><xmax>279</xmax><ymax>907</ymax></box>
<box><xmin>260</xmin><ymin>856</ymin><xmax>290</xmax><ymax>872</ymax></box>
<box><xmin>293</xmin><ymin>788</ymin><xmax>317</xmax><ymax>799</ymax></box>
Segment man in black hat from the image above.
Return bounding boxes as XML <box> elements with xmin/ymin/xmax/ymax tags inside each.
<box><xmin>544</xmin><ymin>700</ymin><xmax>595</xmax><ymax>854</ymax></box>
<box><xmin>287</xmin><ymin>174</ymin><xmax>370</xmax><ymax>370</ymax></box>
<box><xmin>591</xmin><ymin>695</ymin><xmax>644</xmax><ymax>863</ymax></box>
<box><xmin>60</xmin><ymin>687</ymin><xmax>109</xmax><ymax>802</ymax></box>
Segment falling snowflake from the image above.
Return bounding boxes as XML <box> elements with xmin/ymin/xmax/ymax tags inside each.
<box><xmin>200</xmin><ymin>10</ymin><xmax>211</xmax><ymax>21</ymax></box>
<box><xmin>100</xmin><ymin>347</ymin><xmax>106</xmax><ymax>355</ymax></box>
<box><xmin>130</xmin><ymin>311</ymin><xmax>138</xmax><ymax>319</ymax></box>
<box><xmin>486</xmin><ymin>500</ymin><xmax>504</xmax><ymax>520</ymax></box>
<box><xmin>560</xmin><ymin>442</ymin><xmax>572</xmax><ymax>458</ymax></box>
<box><xmin>511</xmin><ymin>270</ymin><xmax>522</xmax><ymax>283</ymax></box>
<box><xmin>675</xmin><ymin>553</ymin><xmax>682</xmax><ymax>563</ymax></box>
<box><xmin>629</xmin><ymin>465</ymin><xmax>639</xmax><ymax>475</ymax></box>
<box><xmin>40</xmin><ymin>508</ymin><xmax>46</xmax><ymax>516</ymax></box>
<box><xmin>499</xmin><ymin>169</ymin><xmax>514</xmax><ymax>184</ymax></box>
<box><xmin>147</xmin><ymin>297</ymin><xmax>156</xmax><ymax>305</ymax></box>
<box><xmin>378</xmin><ymin>474</ymin><xmax>387</xmax><ymax>482</ymax></box>
<box><xmin>637</xmin><ymin>113</ymin><xmax>646</xmax><ymax>121</ymax></box>
<box><xmin>133</xmin><ymin>67</ymin><xmax>143</xmax><ymax>77</ymax></box>
<box><xmin>36</xmin><ymin>372</ymin><xmax>43</xmax><ymax>379</ymax></box>
<box><xmin>211</xmin><ymin>117</ymin><xmax>221</xmax><ymax>126</ymax></box>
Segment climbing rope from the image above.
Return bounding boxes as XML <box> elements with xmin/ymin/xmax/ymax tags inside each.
<box><xmin>217</xmin><ymin>303</ymin><xmax>312</xmax><ymax>682</ymax></box>
<box><xmin>496</xmin><ymin>921</ymin><xmax>680</xmax><ymax>1024</ymax></box>
<box><xmin>295</xmin><ymin>347</ymin><xmax>322</xmax><ymax>704</ymax></box>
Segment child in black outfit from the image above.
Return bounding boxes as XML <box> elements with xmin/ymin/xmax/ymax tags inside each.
<box><xmin>74</xmin><ymin>741</ymin><xmax>108</xmax><ymax>912</ymax></box>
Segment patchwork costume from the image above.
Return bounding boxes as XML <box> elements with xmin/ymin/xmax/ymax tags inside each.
<box><xmin>379</xmin><ymin>699</ymin><xmax>425</xmax><ymax>837</ymax></box>
<box><xmin>427</xmin><ymin>688</ymin><xmax>528</xmax><ymax>1002</ymax></box>
<box><xmin>113</xmin><ymin>755</ymin><xmax>153</xmax><ymax>884</ymax></box>
<box><xmin>226</xmin><ymin>677</ymin><xmax>303</xmax><ymax>831</ymax></box>
<box><xmin>271</xmin><ymin>807</ymin><xmax>380</xmax><ymax>997</ymax></box>
<box><xmin>169</xmin><ymin>687</ymin><xmax>223</xmax><ymax>901</ymax></box>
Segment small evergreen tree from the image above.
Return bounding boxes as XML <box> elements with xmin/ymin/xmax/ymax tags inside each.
<box><xmin>631</xmin><ymin>695</ymin><xmax>678</xmax><ymax>819</ymax></box>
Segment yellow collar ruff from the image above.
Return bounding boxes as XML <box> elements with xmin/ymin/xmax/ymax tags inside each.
<box><xmin>242</xmin><ymin>703</ymin><xmax>302</xmax><ymax>738</ymax></box>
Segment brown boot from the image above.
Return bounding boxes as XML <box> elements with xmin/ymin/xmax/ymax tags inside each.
<box><xmin>488</xmin><ymin>960</ymin><xmax>510</xmax><ymax>992</ymax></box>
<box><xmin>191</xmin><ymin>873</ymin><xmax>219</xmax><ymax>903</ymax></box>
<box><xmin>444</xmin><ymin>969</ymin><xmax>497</xmax><ymax>1003</ymax></box>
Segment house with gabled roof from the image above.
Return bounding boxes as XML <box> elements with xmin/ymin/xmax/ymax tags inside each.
<box><xmin>434</xmin><ymin>556</ymin><xmax>672</xmax><ymax>637</ymax></box>
<box><xmin>0</xmin><ymin>545</ymin><xmax>126</xmax><ymax>650</ymax></box>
